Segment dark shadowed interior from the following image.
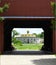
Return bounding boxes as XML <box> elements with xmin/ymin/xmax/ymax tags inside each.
<box><xmin>4</xmin><ymin>19</ymin><xmax>53</xmax><ymax>54</ymax></box>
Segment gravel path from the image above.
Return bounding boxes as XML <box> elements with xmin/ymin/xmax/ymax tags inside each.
<box><xmin>0</xmin><ymin>55</ymin><xmax>56</xmax><ymax>65</ymax></box>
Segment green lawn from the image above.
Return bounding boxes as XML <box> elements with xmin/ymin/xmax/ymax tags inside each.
<box><xmin>12</xmin><ymin>43</ymin><xmax>44</xmax><ymax>51</ymax></box>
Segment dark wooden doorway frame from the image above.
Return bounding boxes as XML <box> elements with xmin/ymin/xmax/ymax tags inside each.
<box><xmin>4</xmin><ymin>19</ymin><xmax>52</xmax><ymax>52</ymax></box>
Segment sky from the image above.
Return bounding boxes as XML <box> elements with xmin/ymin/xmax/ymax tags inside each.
<box><xmin>12</xmin><ymin>28</ymin><xmax>44</xmax><ymax>34</ymax></box>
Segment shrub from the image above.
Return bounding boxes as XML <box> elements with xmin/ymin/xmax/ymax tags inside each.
<box><xmin>0</xmin><ymin>7</ymin><xmax>3</xmax><ymax>13</ymax></box>
<box><xmin>12</xmin><ymin>38</ymin><xmax>23</xmax><ymax>46</ymax></box>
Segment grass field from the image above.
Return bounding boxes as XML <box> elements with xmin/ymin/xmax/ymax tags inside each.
<box><xmin>12</xmin><ymin>43</ymin><xmax>44</xmax><ymax>51</ymax></box>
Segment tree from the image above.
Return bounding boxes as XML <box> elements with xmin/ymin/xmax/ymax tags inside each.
<box><xmin>37</xmin><ymin>32</ymin><xmax>44</xmax><ymax>38</ymax></box>
<box><xmin>12</xmin><ymin>30</ymin><xmax>19</xmax><ymax>42</ymax></box>
<box><xmin>33</xmin><ymin>32</ymin><xmax>44</xmax><ymax>38</ymax></box>
<box><xmin>27</xmin><ymin>30</ymin><xmax>29</xmax><ymax>34</ymax></box>
<box><xmin>50</xmin><ymin>1</ymin><xmax>56</xmax><ymax>30</ymax></box>
<box><xmin>40</xmin><ymin>32</ymin><xmax>44</xmax><ymax>38</ymax></box>
<box><xmin>12</xmin><ymin>30</ymin><xmax>23</xmax><ymax>46</ymax></box>
<box><xmin>0</xmin><ymin>3</ymin><xmax>9</xmax><ymax>21</ymax></box>
<box><xmin>51</xmin><ymin>1</ymin><xmax>56</xmax><ymax>17</ymax></box>
<box><xmin>12</xmin><ymin>30</ymin><xmax>19</xmax><ymax>38</ymax></box>
<box><xmin>33</xmin><ymin>33</ymin><xmax>38</xmax><ymax>37</ymax></box>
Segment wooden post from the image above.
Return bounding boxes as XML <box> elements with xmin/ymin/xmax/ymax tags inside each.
<box><xmin>51</xmin><ymin>1</ymin><xmax>56</xmax><ymax>53</ymax></box>
<box><xmin>0</xmin><ymin>22</ymin><xmax>4</xmax><ymax>54</ymax></box>
<box><xmin>52</xmin><ymin>19</ymin><xmax>56</xmax><ymax>53</ymax></box>
<box><xmin>52</xmin><ymin>30</ymin><xmax>56</xmax><ymax>53</ymax></box>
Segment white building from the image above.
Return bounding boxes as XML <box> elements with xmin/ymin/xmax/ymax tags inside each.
<box><xmin>15</xmin><ymin>31</ymin><xmax>44</xmax><ymax>43</ymax></box>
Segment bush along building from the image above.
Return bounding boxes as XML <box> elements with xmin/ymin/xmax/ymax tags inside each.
<box><xmin>15</xmin><ymin>31</ymin><xmax>44</xmax><ymax>44</ymax></box>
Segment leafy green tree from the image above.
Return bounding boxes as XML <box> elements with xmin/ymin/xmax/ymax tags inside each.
<box><xmin>27</xmin><ymin>30</ymin><xmax>29</xmax><ymax>34</ymax></box>
<box><xmin>51</xmin><ymin>1</ymin><xmax>56</xmax><ymax>30</ymax></box>
<box><xmin>33</xmin><ymin>33</ymin><xmax>38</xmax><ymax>37</ymax></box>
<box><xmin>12</xmin><ymin>30</ymin><xmax>19</xmax><ymax>38</ymax></box>
<box><xmin>0</xmin><ymin>3</ymin><xmax>9</xmax><ymax>21</ymax></box>
<box><xmin>33</xmin><ymin>32</ymin><xmax>44</xmax><ymax>38</ymax></box>
<box><xmin>40</xmin><ymin>32</ymin><xmax>44</xmax><ymax>38</ymax></box>
<box><xmin>37</xmin><ymin>32</ymin><xmax>44</xmax><ymax>38</ymax></box>
<box><xmin>12</xmin><ymin>30</ymin><xmax>19</xmax><ymax>43</ymax></box>
<box><xmin>51</xmin><ymin>1</ymin><xmax>56</xmax><ymax>17</ymax></box>
<box><xmin>12</xmin><ymin>30</ymin><xmax>23</xmax><ymax>46</ymax></box>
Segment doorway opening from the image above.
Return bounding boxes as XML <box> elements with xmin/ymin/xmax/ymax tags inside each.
<box><xmin>11</xmin><ymin>28</ymin><xmax>44</xmax><ymax>51</ymax></box>
<box><xmin>4</xmin><ymin>19</ymin><xmax>52</xmax><ymax>54</ymax></box>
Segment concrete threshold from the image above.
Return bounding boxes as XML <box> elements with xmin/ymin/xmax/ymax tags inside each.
<box><xmin>3</xmin><ymin>50</ymin><xmax>53</xmax><ymax>55</ymax></box>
